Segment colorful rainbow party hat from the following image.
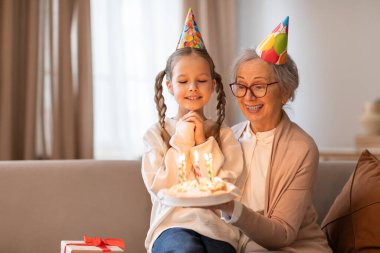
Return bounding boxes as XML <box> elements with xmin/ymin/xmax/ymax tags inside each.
<box><xmin>176</xmin><ymin>8</ymin><xmax>205</xmax><ymax>49</ymax></box>
<box><xmin>256</xmin><ymin>16</ymin><xmax>289</xmax><ymax>65</ymax></box>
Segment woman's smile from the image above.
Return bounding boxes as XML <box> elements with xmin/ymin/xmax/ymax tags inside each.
<box><xmin>244</xmin><ymin>103</ymin><xmax>263</xmax><ymax>113</ymax></box>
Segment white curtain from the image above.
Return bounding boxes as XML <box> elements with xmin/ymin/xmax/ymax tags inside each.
<box><xmin>91</xmin><ymin>0</ymin><xmax>181</xmax><ymax>159</ymax></box>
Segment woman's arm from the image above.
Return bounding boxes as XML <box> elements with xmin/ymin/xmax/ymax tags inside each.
<box><xmin>220</xmin><ymin>145</ymin><xmax>318</xmax><ymax>249</ymax></box>
<box><xmin>234</xmin><ymin>189</ymin><xmax>310</xmax><ymax>249</ymax></box>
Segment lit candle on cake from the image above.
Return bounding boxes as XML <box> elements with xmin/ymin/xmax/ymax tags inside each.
<box><xmin>208</xmin><ymin>153</ymin><xmax>214</xmax><ymax>181</ymax></box>
<box><xmin>193</xmin><ymin>151</ymin><xmax>201</xmax><ymax>182</ymax></box>
<box><xmin>183</xmin><ymin>153</ymin><xmax>187</xmax><ymax>181</ymax></box>
<box><xmin>203</xmin><ymin>153</ymin><xmax>214</xmax><ymax>181</ymax></box>
<box><xmin>177</xmin><ymin>153</ymin><xmax>186</xmax><ymax>184</ymax></box>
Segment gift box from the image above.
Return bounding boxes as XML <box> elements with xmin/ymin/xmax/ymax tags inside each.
<box><xmin>61</xmin><ymin>235</ymin><xmax>125</xmax><ymax>253</ymax></box>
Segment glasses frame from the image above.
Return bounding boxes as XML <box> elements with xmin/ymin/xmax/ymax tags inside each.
<box><xmin>229</xmin><ymin>81</ymin><xmax>278</xmax><ymax>98</ymax></box>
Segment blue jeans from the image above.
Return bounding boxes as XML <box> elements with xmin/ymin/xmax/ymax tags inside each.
<box><xmin>152</xmin><ymin>227</ymin><xmax>236</xmax><ymax>253</ymax></box>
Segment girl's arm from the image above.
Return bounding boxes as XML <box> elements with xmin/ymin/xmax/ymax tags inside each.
<box><xmin>189</xmin><ymin>126</ymin><xmax>244</xmax><ymax>183</ymax></box>
<box><xmin>142</xmin><ymin>121</ymin><xmax>196</xmax><ymax>195</ymax></box>
<box><xmin>142</xmin><ymin>122</ymin><xmax>244</xmax><ymax>196</ymax></box>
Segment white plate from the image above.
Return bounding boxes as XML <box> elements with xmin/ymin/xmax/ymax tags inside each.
<box><xmin>158</xmin><ymin>182</ymin><xmax>241</xmax><ymax>207</ymax></box>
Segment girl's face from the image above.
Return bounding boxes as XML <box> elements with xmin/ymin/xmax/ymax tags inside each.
<box><xmin>167</xmin><ymin>54</ymin><xmax>215</xmax><ymax>117</ymax></box>
<box><xmin>235</xmin><ymin>59</ymin><xmax>287</xmax><ymax>132</ymax></box>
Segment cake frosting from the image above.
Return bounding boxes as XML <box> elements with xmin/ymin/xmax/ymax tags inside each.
<box><xmin>166</xmin><ymin>177</ymin><xmax>228</xmax><ymax>198</ymax></box>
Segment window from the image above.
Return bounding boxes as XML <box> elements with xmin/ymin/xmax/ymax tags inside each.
<box><xmin>91</xmin><ymin>0</ymin><xmax>181</xmax><ymax>159</ymax></box>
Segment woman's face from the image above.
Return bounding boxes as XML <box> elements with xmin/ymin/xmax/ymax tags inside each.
<box><xmin>235</xmin><ymin>59</ymin><xmax>287</xmax><ymax>132</ymax></box>
<box><xmin>167</xmin><ymin>54</ymin><xmax>215</xmax><ymax>117</ymax></box>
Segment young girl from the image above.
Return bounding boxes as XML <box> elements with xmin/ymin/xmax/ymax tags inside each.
<box><xmin>142</xmin><ymin>9</ymin><xmax>243</xmax><ymax>253</ymax></box>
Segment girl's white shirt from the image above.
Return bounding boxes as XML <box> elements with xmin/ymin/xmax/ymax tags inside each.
<box><xmin>142</xmin><ymin>118</ymin><xmax>244</xmax><ymax>252</ymax></box>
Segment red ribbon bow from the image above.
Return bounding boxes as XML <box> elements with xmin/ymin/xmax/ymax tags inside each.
<box><xmin>64</xmin><ymin>235</ymin><xmax>125</xmax><ymax>253</ymax></box>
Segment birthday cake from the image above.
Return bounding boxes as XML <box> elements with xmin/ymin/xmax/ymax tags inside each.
<box><xmin>158</xmin><ymin>177</ymin><xmax>240</xmax><ymax>207</ymax></box>
<box><xmin>159</xmin><ymin>152</ymin><xmax>239</xmax><ymax>206</ymax></box>
<box><xmin>166</xmin><ymin>177</ymin><xmax>228</xmax><ymax>198</ymax></box>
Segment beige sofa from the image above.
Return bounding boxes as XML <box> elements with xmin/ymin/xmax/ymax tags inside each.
<box><xmin>0</xmin><ymin>159</ymin><xmax>357</xmax><ymax>253</ymax></box>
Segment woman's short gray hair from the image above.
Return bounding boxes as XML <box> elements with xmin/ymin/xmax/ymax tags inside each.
<box><xmin>232</xmin><ymin>49</ymin><xmax>299</xmax><ymax>102</ymax></box>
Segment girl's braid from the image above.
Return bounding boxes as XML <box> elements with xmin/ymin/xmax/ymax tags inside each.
<box><xmin>154</xmin><ymin>70</ymin><xmax>170</xmax><ymax>147</ymax></box>
<box><xmin>211</xmin><ymin>71</ymin><xmax>226</xmax><ymax>146</ymax></box>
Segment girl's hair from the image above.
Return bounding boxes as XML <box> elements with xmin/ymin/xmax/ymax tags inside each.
<box><xmin>232</xmin><ymin>49</ymin><xmax>299</xmax><ymax>102</ymax></box>
<box><xmin>154</xmin><ymin>47</ymin><xmax>226</xmax><ymax>148</ymax></box>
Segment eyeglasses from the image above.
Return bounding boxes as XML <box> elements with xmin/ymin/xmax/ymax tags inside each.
<box><xmin>229</xmin><ymin>81</ymin><xmax>278</xmax><ymax>98</ymax></box>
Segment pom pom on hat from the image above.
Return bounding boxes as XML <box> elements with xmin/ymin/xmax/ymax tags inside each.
<box><xmin>176</xmin><ymin>8</ymin><xmax>205</xmax><ymax>50</ymax></box>
<box><xmin>256</xmin><ymin>16</ymin><xmax>289</xmax><ymax>65</ymax></box>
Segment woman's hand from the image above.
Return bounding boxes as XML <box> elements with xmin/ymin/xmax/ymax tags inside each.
<box><xmin>181</xmin><ymin>111</ymin><xmax>206</xmax><ymax>145</ymax></box>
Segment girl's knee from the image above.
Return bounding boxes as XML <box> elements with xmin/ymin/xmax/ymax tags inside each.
<box><xmin>152</xmin><ymin>228</ymin><xmax>205</xmax><ymax>253</ymax></box>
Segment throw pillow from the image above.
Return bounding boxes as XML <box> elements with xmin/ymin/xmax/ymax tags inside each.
<box><xmin>321</xmin><ymin>149</ymin><xmax>380</xmax><ymax>252</ymax></box>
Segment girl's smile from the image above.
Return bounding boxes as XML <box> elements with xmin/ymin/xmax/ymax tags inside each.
<box><xmin>185</xmin><ymin>95</ymin><xmax>202</xmax><ymax>100</ymax></box>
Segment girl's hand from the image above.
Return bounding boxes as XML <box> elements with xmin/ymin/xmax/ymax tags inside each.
<box><xmin>181</xmin><ymin>111</ymin><xmax>206</xmax><ymax>145</ymax></box>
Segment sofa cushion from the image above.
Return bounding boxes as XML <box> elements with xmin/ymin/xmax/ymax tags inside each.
<box><xmin>321</xmin><ymin>150</ymin><xmax>380</xmax><ymax>252</ymax></box>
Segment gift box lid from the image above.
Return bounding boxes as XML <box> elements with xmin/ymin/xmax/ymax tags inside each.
<box><xmin>61</xmin><ymin>240</ymin><xmax>124</xmax><ymax>253</ymax></box>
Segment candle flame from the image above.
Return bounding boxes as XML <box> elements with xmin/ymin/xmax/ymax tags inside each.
<box><xmin>194</xmin><ymin>151</ymin><xmax>199</xmax><ymax>164</ymax></box>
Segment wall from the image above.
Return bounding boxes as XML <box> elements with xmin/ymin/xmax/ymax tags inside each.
<box><xmin>233</xmin><ymin>0</ymin><xmax>380</xmax><ymax>150</ymax></box>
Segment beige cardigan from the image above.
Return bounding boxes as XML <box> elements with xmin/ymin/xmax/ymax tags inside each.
<box><xmin>231</xmin><ymin>112</ymin><xmax>332</xmax><ymax>253</ymax></box>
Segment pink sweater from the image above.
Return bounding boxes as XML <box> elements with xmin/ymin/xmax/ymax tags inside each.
<box><xmin>231</xmin><ymin>112</ymin><xmax>332</xmax><ymax>252</ymax></box>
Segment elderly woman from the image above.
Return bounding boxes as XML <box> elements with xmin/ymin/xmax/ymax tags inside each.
<box><xmin>214</xmin><ymin>18</ymin><xmax>332</xmax><ymax>253</ymax></box>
